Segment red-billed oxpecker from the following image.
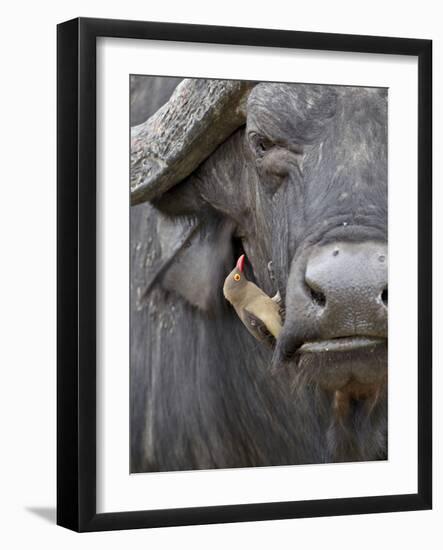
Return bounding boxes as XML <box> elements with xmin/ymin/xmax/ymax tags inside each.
<box><xmin>223</xmin><ymin>255</ymin><xmax>283</xmax><ymax>348</ymax></box>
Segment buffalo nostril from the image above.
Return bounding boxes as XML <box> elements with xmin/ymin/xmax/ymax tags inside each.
<box><xmin>306</xmin><ymin>283</ymin><xmax>326</xmax><ymax>307</ymax></box>
<box><xmin>381</xmin><ymin>287</ymin><xmax>388</xmax><ymax>306</ymax></box>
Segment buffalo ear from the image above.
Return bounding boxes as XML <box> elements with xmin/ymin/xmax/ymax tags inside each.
<box><xmin>133</xmin><ymin>190</ymin><xmax>235</xmax><ymax>313</ymax></box>
<box><xmin>132</xmin><ymin>201</ymin><xmax>197</xmax><ymax>306</ymax></box>
<box><xmin>160</xmin><ymin>215</ymin><xmax>235</xmax><ymax>312</ymax></box>
<box><xmin>152</xmin><ymin>177</ymin><xmax>207</xmax><ymax>217</ymax></box>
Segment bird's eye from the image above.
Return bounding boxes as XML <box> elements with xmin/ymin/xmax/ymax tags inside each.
<box><xmin>234</xmin><ymin>274</ymin><xmax>241</xmax><ymax>281</ymax></box>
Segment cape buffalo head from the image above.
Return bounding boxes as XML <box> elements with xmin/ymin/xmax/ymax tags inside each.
<box><xmin>131</xmin><ymin>79</ymin><xmax>387</xmax><ymax>431</ymax></box>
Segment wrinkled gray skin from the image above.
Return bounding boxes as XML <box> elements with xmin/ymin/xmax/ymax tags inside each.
<box><xmin>131</xmin><ymin>77</ymin><xmax>388</xmax><ymax>472</ymax></box>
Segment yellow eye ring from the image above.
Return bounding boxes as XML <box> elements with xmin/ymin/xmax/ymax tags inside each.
<box><xmin>234</xmin><ymin>273</ymin><xmax>241</xmax><ymax>281</ymax></box>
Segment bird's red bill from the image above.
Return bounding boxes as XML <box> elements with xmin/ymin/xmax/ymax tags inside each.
<box><xmin>236</xmin><ymin>254</ymin><xmax>245</xmax><ymax>272</ymax></box>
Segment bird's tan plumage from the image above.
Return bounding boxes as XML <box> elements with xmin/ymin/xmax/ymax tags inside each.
<box><xmin>223</xmin><ymin>257</ymin><xmax>282</xmax><ymax>346</ymax></box>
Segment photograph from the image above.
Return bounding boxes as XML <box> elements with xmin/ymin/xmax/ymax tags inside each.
<box><xmin>0</xmin><ymin>0</ymin><xmax>438</xmax><ymax>542</ymax></box>
<box><xmin>130</xmin><ymin>76</ymin><xmax>388</xmax><ymax>473</ymax></box>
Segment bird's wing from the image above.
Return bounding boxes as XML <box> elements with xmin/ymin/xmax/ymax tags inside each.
<box><xmin>247</xmin><ymin>296</ymin><xmax>283</xmax><ymax>338</ymax></box>
<box><xmin>243</xmin><ymin>308</ymin><xmax>276</xmax><ymax>348</ymax></box>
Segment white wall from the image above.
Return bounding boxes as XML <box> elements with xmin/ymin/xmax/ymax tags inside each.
<box><xmin>0</xmin><ymin>0</ymin><xmax>440</xmax><ymax>547</ymax></box>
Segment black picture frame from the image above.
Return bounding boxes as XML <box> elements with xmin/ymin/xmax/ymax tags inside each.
<box><xmin>57</xmin><ymin>17</ymin><xmax>432</xmax><ymax>532</ymax></box>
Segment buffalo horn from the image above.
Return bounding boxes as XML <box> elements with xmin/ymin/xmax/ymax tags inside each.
<box><xmin>131</xmin><ymin>78</ymin><xmax>254</xmax><ymax>205</ymax></box>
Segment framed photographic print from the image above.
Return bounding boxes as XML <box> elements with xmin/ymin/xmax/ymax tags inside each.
<box><xmin>57</xmin><ymin>17</ymin><xmax>432</xmax><ymax>531</ymax></box>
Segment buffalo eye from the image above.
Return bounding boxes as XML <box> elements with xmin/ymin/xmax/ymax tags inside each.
<box><xmin>248</xmin><ymin>132</ymin><xmax>274</xmax><ymax>158</ymax></box>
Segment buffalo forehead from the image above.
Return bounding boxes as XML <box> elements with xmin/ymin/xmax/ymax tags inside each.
<box><xmin>247</xmin><ymin>83</ymin><xmax>338</xmax><ymax>144</ymax></box>
<box><xmin>247</xmin><ymin>84</ymin><xmax>386</xmax><ymax>146</ymax></box>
